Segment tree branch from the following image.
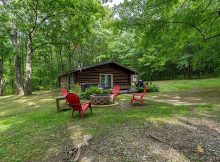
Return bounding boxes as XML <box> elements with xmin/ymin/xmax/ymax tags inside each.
<box><xmin>28</xmin><ymin>0</ymin><xmax>39</xmax><ymax>35</ymax></box>
<box><xmin>33</xmin><ymin>42</ymin><xmax>69</xmax><ymax>50</ymax></box>
<box><xmin>172</xmin><ymin>0</ymin><xmax>189</xmax><ymax>17</ymax></box>
<box><xmin>205</xmin><ymin>33</ymin><xmax>220</xmax><ymax>41</ymax></box>
<box><xmin>161</xmin><ymin>20</ymin><xmax>206</xmax><ymax>40</ymax></box>
<box><xmin>204</xmin><ymin>0</ymin><xmax>213</xmax><ymax>11</ymax></box>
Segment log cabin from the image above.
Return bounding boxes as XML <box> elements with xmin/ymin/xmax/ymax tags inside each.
<box><xmin>58</xmin><ymin>61</ymin><xmax>138</xmax><ymax>90</ymax></box>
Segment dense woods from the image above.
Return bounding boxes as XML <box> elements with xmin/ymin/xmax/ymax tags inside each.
<box><xmin>0</xmin><ymin>0</ymin><xmax>220</xmax><ymax>95</ymax></box>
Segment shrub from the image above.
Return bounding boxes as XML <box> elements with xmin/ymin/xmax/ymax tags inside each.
<box><xmin>147</xmin><ymin>84</ymin><xmax>159</xmax><ymax>92</ymax></box>
<box><xmin>102</xmin><ymin>89</ymin><xmax>111</xmax><ymax>94</ymax></box>
<box><xmin>136</xmin><ymin>84</ymin><xmax>159</xmax><ymax>93</ymax></box>
<box><xmin>70</xmin><ymin>84</ymin><xmax>80</xmax><ymax>94</ymax></box>
<box><xmin>137</xmin><ymin>87</ymin><xmax>144</xmax><ymax>93</ymax></box>
<box><xmin>81</xmin><ymin>87</ymin><xmax>103</xmax><ymax>99</ymax></box>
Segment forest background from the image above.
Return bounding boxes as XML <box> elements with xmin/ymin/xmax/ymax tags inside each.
<box><xmin>0</xmin><ymin>0</ymin><xmax>220</xmax><ymax>95</ymax></box>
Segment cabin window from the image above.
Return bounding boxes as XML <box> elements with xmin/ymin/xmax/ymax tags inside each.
<box><xmin>100</xmin><ymin>74</ymin><xmax>113</xmax><ymax>88</ymax></box>
<box><xmin>131</xmin><ymin>74</ymin><xmax>137</xmax><ymax>82</ymax></box>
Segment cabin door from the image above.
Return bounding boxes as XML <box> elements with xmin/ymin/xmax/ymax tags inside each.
<box><xmin>100</xmin><ymin>74</ymin><xmax>113</xmax><ymax>88</ymax></box>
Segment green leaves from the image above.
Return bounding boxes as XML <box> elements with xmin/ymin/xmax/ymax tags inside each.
<box><xmin>110</xmin><ymin>0</ymin><xmax>220</xmax><ymax>79</ymax></box>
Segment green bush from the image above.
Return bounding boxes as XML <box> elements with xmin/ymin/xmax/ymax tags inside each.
<box><xmin>136</xmin><ymin>84</ymin><xmax>159</xmax><ymax>93</ymax></box>
<box><xmin>102</xmin><ymin>89</ymin><xmax>111</xmax><ymax>94</ymax></box>
<box><xmin>137</xmin><ymin>87</ymin><xmax>144</xmax><ymax>93</ymax></box>
<box><xmin>81</xmin><ymin>87</ymin><xmax>103</xmax><ymax>99</ymax></box>
<box><xmin>70</xmin><ymin>84</ymin><xmax>80</xmax><ymax>94</ymax></box>
<box><xmin>147</xmin><ymin>84</ymin><xmax>159</xmax><ymax>92</ymax></box>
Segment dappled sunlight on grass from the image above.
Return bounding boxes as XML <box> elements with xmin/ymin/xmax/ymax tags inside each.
<box><xmin>14</xmin><ymin>99</ymin><xmax>30</xmax><ymax>104</ymax></box>
<box><xmin>0</xmin><ymin>118</ymin><xmax>24</xmax><ymax>132</ymax></box>
<box><xmin>40</xmin><ymin>98</ymin><xmax>54</xmax><ymax>102</ymax></box>
<box><xmin>0</xmin><ymin>118</ymin><xmax>25</xmax><ymax>132</ymax></box>
<box><xmin>0</xmin><ymin>90</ymin><xmax>60</xmax><ymax>119</ymax></box>
<box><xmin>147</xmin><ymin>117</ymin><xmax>181</xmax><ymax>126</ymax></box>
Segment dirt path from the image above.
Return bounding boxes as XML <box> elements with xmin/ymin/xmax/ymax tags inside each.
<box><xmin>145</xmin><ymin>88</ymin><xmax>220</xmax><ymax>106</ymax></box>
<box><xmin>144</xmin><ymin>96</ymin><xmax>209</xmax><ymax>106</ymax></box>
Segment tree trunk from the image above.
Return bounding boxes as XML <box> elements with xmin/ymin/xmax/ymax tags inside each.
<box><xmin>49</xmin><ymin>48</ymin><xmax>54</xmax><ymax>87</ymax></box>
<box><xmin>10</xmin><ymin>27</ymin><xmax>24</xmax><ymax>95</ymax></box>
<box><xmin>188</xmin><ymin>57</ymin><xmax>192</xmax><ymax>79</ymax></box>
<box><xmin>68</xmin><ymin>42</ymin><xmax>72</xmax><ymax>70</ymax></box>
<box><xmin>14</xmin><ymin>55</ymin><xmax>24</xmax><ymax>95</ymax></box>
<box><xmin>24</xmin><ymin>34</ymin><xmax>34</xmax><ymax>96</ymax></box>
<box><xmin>0</xmin><ymin>57</ymin><xmax>3</xmax><ymax>96</ymax></box>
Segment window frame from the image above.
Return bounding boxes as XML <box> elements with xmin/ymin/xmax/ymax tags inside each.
<box><xmin>99</xmin><ymin>73</ymin><xmax>113</xmax><ymax>88</ymax></box>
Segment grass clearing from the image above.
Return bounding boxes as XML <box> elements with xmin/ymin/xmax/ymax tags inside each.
<box><xmin>154</xmin><ymin>78</ymin><xmax>220</xmax><ymax>92</ymax></box>
<box><xmin>0</xmin><ymin>79</ymin><xmax>220</xmax><ymax>161</ymax></box>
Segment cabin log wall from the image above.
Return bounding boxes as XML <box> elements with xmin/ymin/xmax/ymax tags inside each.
<box><xmin>59</xmin><ymin>63</ymin><xmax>135</xmax><ymax>89</ymax></box>
<box><xmin>76</xmin><ymin>64</ymin><xmax>131</xmax><ymax>88</ymax></box>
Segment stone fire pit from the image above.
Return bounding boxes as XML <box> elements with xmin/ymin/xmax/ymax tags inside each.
<box><xmin>90</xmin><ymin>94</ymin><xmax>114</xmax><ymax>105</ymax></box>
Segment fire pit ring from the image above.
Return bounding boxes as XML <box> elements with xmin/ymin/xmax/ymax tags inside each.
<box><xmin>90</xmin><ymin>94</ymin><xmax>114</xmax><ymax>105</ymax></box>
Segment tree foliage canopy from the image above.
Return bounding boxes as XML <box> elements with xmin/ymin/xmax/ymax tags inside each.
<box><xmin>0</xmin><ymin>0</ymin><xmax>220</xmax><ymax>95</ymax></box>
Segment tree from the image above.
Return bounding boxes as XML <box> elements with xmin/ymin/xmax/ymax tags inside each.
<box><xmin>0</xmin><ymin>0</ymin><xmax>104</xmax><ymax>95</ymax></box>
<box><xmin>1</xmin><ymin>0</ymin><xmax>24</xmax><ymax>95</ymax></box>
<box><xmin>111</xmin><ymin>0</ymin><xmax>220</xmax><ymax>79</ymax></box>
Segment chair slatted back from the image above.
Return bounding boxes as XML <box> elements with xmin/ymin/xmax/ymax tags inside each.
<box><xmin>61</xmin><ymin>88</ymin><xmax>68</xmax><ymax>96</ymax></box>
<box><xmin>112</xmin><ymin>85</ymin><xmax>120</xmax><ymax>96</ymax></box>
<box><xmin>66</xmin><ymin>93</ymin><xmax>82</xmax><ymax>111</ymax></box>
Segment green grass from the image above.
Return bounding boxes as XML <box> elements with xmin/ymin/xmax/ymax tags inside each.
<box><xmin>154</xmin><ymin>78</ymin><xmax>220</xmax><ymax>92</ymax></box>
<box><xmin>0</xmin><ymin>80</ymin><xmax>220</xmax><ymax>161</ymax></box>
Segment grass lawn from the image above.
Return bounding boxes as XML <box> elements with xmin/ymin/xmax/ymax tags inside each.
<box><xmin>154</xmin><ymin>78</ymin><xmax>220</xmax><ymax>92</ymax></box>
<box><xmin>0</xmin><ymin>79</ymin><xmax>220</xmax><ymax>162</ymax></box>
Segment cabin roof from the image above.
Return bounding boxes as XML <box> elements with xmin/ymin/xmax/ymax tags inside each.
<box><xmin>59</xmin><ymin>61</ymin><xmax>138</xmax><ymax>77</ymax></box>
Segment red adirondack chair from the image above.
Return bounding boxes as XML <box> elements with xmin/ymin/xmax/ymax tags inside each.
<box><xmin>112</xmin><ymin>85</ymin><xmax>120</xmax><ymax>100</ymax></box>
<box><xmin>130</xmin><ymin>87</ymin><xmax>148</xmax><ymax>105</ymax></box>
<box><xmin>66</xmin><ymin>93</ymin><xmax>92</xmax><ymax>119</ymax></box>
<box><xmin>61</xmin><ymin>88</ymin><xmax>68</xmax><ymax>96</ymax></box>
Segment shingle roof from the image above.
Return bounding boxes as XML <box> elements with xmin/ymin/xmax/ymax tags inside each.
<box><xmin>59</xmin><ymin>61</ymin><xmax>138</xmax><ymax>77</ymax></box>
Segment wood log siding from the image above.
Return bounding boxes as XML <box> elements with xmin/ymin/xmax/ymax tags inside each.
<box><xmin>77</xmin><ymin>64</ymin><xmax>131</xmax><ymax>87</ymax></box>
<box><xmin>60</xmin><ymin>63</ymin><xmax>134</xmax><ymax>89</ymax></box>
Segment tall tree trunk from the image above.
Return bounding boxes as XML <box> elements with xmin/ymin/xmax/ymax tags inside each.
<box><xmin>24</xmin><ymin>33</ymin><xmax>34</xmax><ymax>96</ymax></box>
<box><xmin>0</xmin><ymin>57</ymin><xmax>3</xmax><ymax>96</ymax></box>
<box><xmin>2</xmin><ymin>0</ymin><xmax>24</xmax><ymax>94</ymax></box>
<box><xmin>58</xmin><ymin>46</ymin><xmax>64</xmax><ymax>72</ymax></box>
<box><xmin>49</xmin><ymin>48</ymin><xmax>54</xmax><ymax>87</ymax></box>
<box><xmin>68</xmin><ymin>42</ymin><xmax>72</xmax><ymax>70</ymax></box>
<box><xmin>188</xmin><ymin>57</ymin><xmax>192</xmax><ymax>79</ymax></box>
<box><xmin>38</xmin><ymin>68</ymin><xmax>42</xmax><ymax>87</ymax></box>
<box><xmin>14</xmin><ymin>55</ymin><xmax>24</xmax><ymax>95</ymax></box>
<box><xmin>10</xmin><ymin>27</ymin><xmax>24</xmax><ymax>95</ymax></box>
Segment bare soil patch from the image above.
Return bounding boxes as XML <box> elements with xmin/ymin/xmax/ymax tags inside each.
<box><xmin>77</xmin><ymin>118</ymin><xmax>220</xmax><ymax>162</ymax></box>
<box><xmin>45</xmin><ymin>114</ymin><xmax>220</xmax><ymax>162</ymax></box>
